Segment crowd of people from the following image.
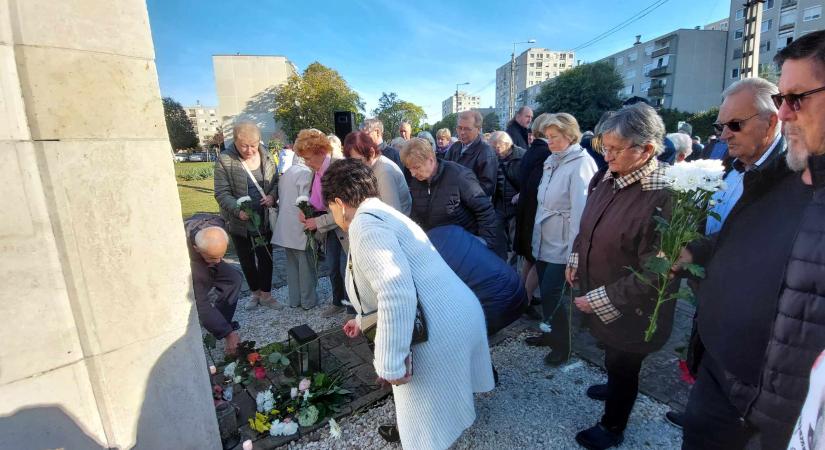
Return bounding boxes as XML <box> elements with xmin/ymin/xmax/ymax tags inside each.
<box><xmin>186</xmin><ymin>31</ymin><xmax>825</xmax><ymax>450</ymax></box>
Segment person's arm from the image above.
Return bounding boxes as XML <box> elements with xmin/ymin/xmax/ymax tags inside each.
<box><xmin>213</xmin><ymin>158</ymin><xmax>241</xmax><ymax>218</ymax></box>
<box><xmin>375</xmin><ymin>167</ymin><xmax>404</xmax><ymax>212</ymax></box>
<box><xmin>568</xmin><ymin>161</ymin><xmax>597</xmax><ymax>257</ymax></box>
<box><xmin>314</xmin><ymin>211</ymin><xmax>339</xmax><ymax>234</ymax></box>
<box><xmin>354</xmin><ymin>225</ymin><xmax>418</xmax><ymax>381</ymax></box>
<box><xmin>191</xmin><ymin>262</ymin><xmax>233</xmax><ymax>338</ymax></box>
<box><xmin>459</xmin><ymin>170</ymin><xmax>499</xmax><ymax>250</ymax></box>
<box><xmin>586</xmin><ymin>195</ymin><xmax>674</xmax><ymax>324</ymax></box>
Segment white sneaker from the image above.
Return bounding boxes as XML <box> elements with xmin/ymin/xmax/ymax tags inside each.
<box><xmin>244</xmin><ymin>296</ymin><xmax>259</xmax><ymax>310</ymax></box>
<box><xmin>259</xmin><ymin>296</ymin><xmax>284</xmax><ymax>310</ymax></box>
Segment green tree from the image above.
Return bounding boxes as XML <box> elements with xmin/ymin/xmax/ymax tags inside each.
<box><xmin>430</xmin><ymin>113</ymin><xmax>458</xmax><ymax>137</ymax></box>
<box><xmin>482</xmin><ymin>112</ymin><xmax>500</xmax><ymax>133</ymax></box>
<box><xmin>274</xmin><ymin>62</ymin><xmax>365</xmax><ymax>141</ymax></box>
<box><xmin>658</xmin><ymin>108</ymin><xmax>694</xmax><ymax>133</ymax></box>
<box><xmin>535</xmin><ymin>61</ymin><xmax>624</xmax><ymax>131</ymax></box>
<box><xmin>162</xmin><ymin>97</ymin><xmax>199</xmax><ymax>150</ymax></box>
<box><xmin>372</xmin><ymin>92</ymin><xmax>427</xmax><ymax>141</ymax></box>
<box><xmin>687</xmin><ymin>107</ymin><xmax>720</xmax><ymax>139</ymax></box>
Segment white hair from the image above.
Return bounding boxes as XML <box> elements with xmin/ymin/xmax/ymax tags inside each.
<box><xmin>722</xmin><ymin>77</ymin><xmax>780</xmax><ymax>116</ymax></box>
<box><xmin>233</xmin><ymin>121</ymin><xmax>261</xmax><ymax>139</ymax></box>
<box><xmin>194</xmin><ymin>226</ymin><xmax>229</xmax><ymax>251</ymax></box>
<box><xmin>597</xmin><ymin>103</ymin><xmax>666</xmax><ymax>155</ymax></box>
<box><xmin>667</xmin><ymin>133</ymin><xmax>693</xmax><ymax>158</ymax></box>
<box><xmin>362</xmin><ymin>118</ymin><xmax>384</xmax><ymax>134</ymax></box>
<box><xmin>489</xmin><ymin>130</ymin><xmax>513</xmax><ymax>148</ymax></box>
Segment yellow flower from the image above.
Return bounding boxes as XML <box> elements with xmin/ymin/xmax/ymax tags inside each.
<box><xmin>248</xmin><ymin>412</ymin><xmax>271</xmax><ymax>433</ymax></box>
<box><xmin>287</xmin><ymin>406</ymin><xmax>295</xmax><ymax>413</ymax></box>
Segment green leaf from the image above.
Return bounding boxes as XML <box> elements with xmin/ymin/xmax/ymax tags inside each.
<box><xmin>684</xmin><ymin>263</ymin><xmax>705</xmax><ymax>279</ymax></box>
<box><xmin>203</xmin><ymin>334</ymin><xmax>217</xmax><ymax>349</ymax></box>
<box><xmin>643</xmin><ymin>256</ymin><xmax>671</xmax><ymax>275</ymax></box>
<box><xmin>280</xmin><ymin>356</ymin><xmax>290</xmax><ymax>366</ymax></box>
<box><xmin>707</xmin><ymin>210</ymin><xmax>722</xmax><ymax>221</ymax></box>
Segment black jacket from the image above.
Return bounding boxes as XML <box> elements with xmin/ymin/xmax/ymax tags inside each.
<box><xmin>745</xmin><ymin>153</ymin><xmax>825</xmax><ymax>439</ymax></box>
<box><xmin>379</xmin><ymin>142</ymin><xmax>403</xmax><ymax>169</ymax></box>
<box><xmin>693</xmin><ymin>155</ymin><xmax>813</xmax><ymax>429</ymax></box>
<box><xmin>506</xmin><ymin>120</ymin><xmax>529</xmax><ymax>149</ymax></box>
<box><xmin>444</xmin><ymin>136</ymin><xmax>499</xmax><ymax>197</ymax></box>
<box><xmin>494</xmin><ymin>146</ymin><xmax>525</xmax><ymax>219</ymax></box>
<box><xmin>408</xmin><ymin>160</ymin><xmax>503</xmax><ymax>257</ymax></box>
<box><xmin>514</xmin><ymin>138</ymin><xmax>550</xmax><ymax>259</ymax></box>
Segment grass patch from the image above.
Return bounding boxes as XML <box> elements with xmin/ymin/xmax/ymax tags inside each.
<box><xmin>176</xmin><ymin>162</ymin><xmax>219</xmax><ymax>218</ymax></box>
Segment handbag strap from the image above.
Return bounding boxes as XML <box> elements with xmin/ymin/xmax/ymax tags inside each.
<box><xmin>240</xmin><ymin>158</ymin><xmax>267</xmax><ymax>198</ymax></box>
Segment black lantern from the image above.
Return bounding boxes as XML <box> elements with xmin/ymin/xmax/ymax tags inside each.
<box><xmin>288</xmin><ymin>324</ymin><xmax>321</xmax><ymax>375</ymax></box>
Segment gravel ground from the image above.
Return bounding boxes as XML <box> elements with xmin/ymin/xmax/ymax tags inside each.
<box><xmin>204</xmin><ymin>276</ymin><xmax>682</xmax><ymax>449</ymax></box>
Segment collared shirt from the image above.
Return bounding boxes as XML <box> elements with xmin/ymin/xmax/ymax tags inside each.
<box><xmin>705</xmin><ymin>134</ymin><xmax>781</xmax><ymax>235</ymax></box>
<box><xmin>461</xmin><ymin>135</ymin><xmax>480</xmax><ymax>155</ymax></box>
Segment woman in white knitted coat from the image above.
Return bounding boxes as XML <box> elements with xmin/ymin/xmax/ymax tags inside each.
<box><xmin>322</xmin><ymin>158</ymin><xmax>494</xmax><ymax>450</ymax></box>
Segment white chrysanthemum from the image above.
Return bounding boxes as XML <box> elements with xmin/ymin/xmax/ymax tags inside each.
<box><xmin>236</xmin><ymin>195</ymin><xmax>252</xmax><ymax>206</ymax></box>
<box><xmin>295</xmin><ymin>195</ymin><xmax>310</xmax><ymax>205</ymax></box>
<box><xmin>256</xmin><ymin>390</ymin><xmax>275</xmax><ymax>413</ymax></box>
<box><xmin>269</xmin><ymin>419</ymin><xmax>299</xmax><ymax>436</ymax></box>
<box><xmin>664</xmin><ymin>160</ymin><xmax>725</xmax><ymax>193</ymax></box>
<box><xmin>283</xmin><ymin>420</ymin><xmax>299</xmax><ymax>435</ymax></box>
<box><xmin>223</xmin><ymin>362</ymin><xmax>237</xmax><ymax>378</ymax></box>
<box><xmin>329</xmin><ymin>418</ymin><xmax>342</xmax><ymax>439</ymax></box>
<box><xmin>242</xmin><ymin>439</ymin><xmax>253</xmax><ymax>450</ymax></box>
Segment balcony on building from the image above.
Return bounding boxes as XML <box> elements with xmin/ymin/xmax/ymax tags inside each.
<box><xmin>781</xmin><ymin>0</ymin><xmax>797</xmax><ymax>9</ymax></box>
<box><xmin>647</xmin><ymin>66</ymin><xmax>670</xmax><ymax>77</ymax></box>
<box><xmin>651</xmin><ymin>46</ymin><xmax>671</xmax><ymax>59</ymax></box>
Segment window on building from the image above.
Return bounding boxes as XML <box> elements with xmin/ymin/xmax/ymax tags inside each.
<box><xmin>568</xmin><ymin>53</ymin><xmax>574</xmax><ymax>59</ymax></box>
<box><xmin>736</xmin><ymin>8</ymin><xmax>744</xmax><ymax>20</ymax></box>
<box><xmin>762</xmin><ymin>19</ymin><xmax>773</xmax><ymax>32</ymax></box>
<box><xmin>538</xmin><ymin>53</ymin><xmax>543</xmax><ymax>58</ymax></box>
<box><xmin>641</xmin><ymin>81</ymin><xmax>651</xmax><ymax>92</ymax></box>
<box><xmin>734</xmin><ymin>28</ymin><xmax>744</xmax><ymax>39</ymax></box>
<box><xmin>645</xmin><ymin>44</ymin><xmax>654</xmax><ymax>55</ymax></box>
<box><xmin>545</xmin><ymin>72</ymin><xmax>550</xmax><ymax>77</ymax></box>
<box><xmin>529</xmin><ymin>62</ymin><xmax>534</xmax><ymax>67</ymax></box>
<box><xmin>625</xmin><ymin>69</ymin><xmax>636</xmax><ymax>79</ymax></box>
<box><xmin>616</xmin><ymin>56</ymin><xmax>624</xmax><ymax>66</ymax></box>
<box><xmin>765</xmin><ymin>0</ymin><xmax>774</xmax><ymax>10</ymax></box>
<box><xmin>777</xmin><ymin>30</ymin><xmax>794</xmax><ymax>50</ymax></box>
<box><xmin>804</xmin><ymin>5</ymin><xmax>822</xmax><ymax>21</ymax></box>
<box><xmin>560</xmin><ymin>53</ymin><xmax>566</xmax><ymax>59</ymax></box>
<box><xmin>628</xmin><ymin>51</ymin><xmax>638</xmax><ymax>62</ymax></box>
<box><xmin>731</xmin><ymin>68</ymin><xmax>740</xmax><ymax>79</ymax></box>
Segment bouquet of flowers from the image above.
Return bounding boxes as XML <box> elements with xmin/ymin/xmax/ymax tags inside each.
<box><xmin>236</xmin><ymin>196</ymin><xmax>270</xmax><ymax>257</ymax></box>
<box><xmin>634</xmin><ymin>160</ymin><xmax>726</xmax><ymax>342</ymax></box>
<box><xmin>295</xmin><ymin>195</ymin><xmax>320</xmax><ymax>270</ymax></box>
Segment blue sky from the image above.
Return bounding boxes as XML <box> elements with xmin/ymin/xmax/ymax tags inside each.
<box><xmin>147</xmin><ymin>0</ymin><xmax>729</xmax><ymax>122</ymax></box>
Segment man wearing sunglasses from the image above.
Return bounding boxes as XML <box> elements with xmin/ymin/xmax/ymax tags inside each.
<box><xmin>681</xmin><ymin>34</ymin><xmax>822</xmax><ymax>450</ymax></box>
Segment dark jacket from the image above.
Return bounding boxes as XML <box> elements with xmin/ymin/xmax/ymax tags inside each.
<box><xmin>408</xmin><ymin>160</ymin><xmax>504</xmax><ymax>257</ymax></box>
<box><xmin>378</xmin><ymin>142</ymin><xmax>403</xmax><ymax>169</ymax></box>
<box><xmin>572</xmin><ymin>160</ymin><xmax>675</xmax><ymax>354</ymax></box>
<box><xmin>506</xmin><ymin>120</ymin><xmax>530</xmax><ymax>149</ymax></box>
<box><xmin>427</xmin><ymin>225</ymin><xmax>527</xmax><ymax>335</ymax></box>
<box><xmin>514</xmin><ymin>138</ymin><xmax>550</xmax><ymax>260</ymax></box>
<box><xmin>740</xmin><ymin>153</ymin><xmax>824</xmax><ymax>439</ymax></box>
<box><xmin>213</xmin><ymin>144</ymin><xmax>278</xmax><ymax>236</ymax></box>
<box><xmin>494</xmin><ymin>145</ymin><xmax>526</xmax><ymax>219</ymax></box>
<box><xmin>444</xmin><ymin>136</ymin><xmax>499</xmax><ymax>197</ymax></box>
<box><xmin>692</xmin><ymin>154</ymin><xmax>813</xmax><ymax>432</ymax></box>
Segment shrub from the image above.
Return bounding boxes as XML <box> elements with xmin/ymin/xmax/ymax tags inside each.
<box><xmin>181</xmin><ymin>166</ymin><xmax>214</xmax><ymax>181</ymax></box>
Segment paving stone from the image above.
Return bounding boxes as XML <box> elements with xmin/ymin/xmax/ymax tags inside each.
<box><xmin>348</xmin><ymin>385</ymin><xmax>392</xmax><ymax>415</ymax></box>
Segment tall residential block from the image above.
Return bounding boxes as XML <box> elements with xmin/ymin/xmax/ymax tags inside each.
<box><xmin>600</xmin><ymin>29</ymin><xmax>728</xmax><ymax>112</ymax></box>
<box><xmin>724</xmin><ymin>0</ymin><xmax>825</xmax><ymax>88</ymax></box>
<box><xmin>495</xmin><ymin>48</ymin><xmax>575</xmax><ymax>126</ymax></box>
<box><xmin>212</xmin><ymin>54</ymin><xmax>298</xmax><ymax>142</ymax></box>
<box><xmin>442</xmin><ymin>91</ymin><xmax>481</xmax><ymax>118</ymax></box>
<box><xmin>185</xmin><ymin>102</ymin><xmax>221</xmax><ymax>146</ymax></box>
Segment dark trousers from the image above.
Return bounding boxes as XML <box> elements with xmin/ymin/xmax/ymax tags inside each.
<box><xmin>535</xmin><ymin>261</ymin><xmax>571</xmax><ymax>355</ymax></box>
<box><xmin>231</xmin><ymin>232</ymin><xmax>273</xmax><ymax>293</ymax></box>
<box><xmin>325</xmin><ymin>231</ymin><xmax>348</xmax><ymax>307</ymax></box>
<box><xmin>194</xmin><ymin>261</ymin><xmax>242</xmax><ymax>339</ymax></box>
<box><xmin>682</xmin><ymin>354</ymin><xmax>757</xmax><ymax>450</ymax></box>
<box><xmin>602</xmin><ymin>346</ymin><xmax>649</xmax><ymax>431</ymax></box>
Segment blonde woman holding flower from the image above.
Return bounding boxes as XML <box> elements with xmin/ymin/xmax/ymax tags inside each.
<box><xmin>214</xmin><ymin>122</ymin><xmax>281</xmax><ymax>310</ymax></box>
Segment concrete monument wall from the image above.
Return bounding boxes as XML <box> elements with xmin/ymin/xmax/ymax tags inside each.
<box><xmin>0</xmin><ymin>1</ymin><xmax>219</xmax><ymax>448</ymax></box>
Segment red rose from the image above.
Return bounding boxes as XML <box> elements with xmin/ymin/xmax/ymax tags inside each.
<box><xmin>254</xmin><ymin>366</ymin><xmax>266</xmax><ymax>380</ymax></box>
<box><xmin>247</xmin><ymin>352</ymin><xmax>261</xmax><ymax>365</ymax></box>
<box><xmin>678</xmin><ymin>360</ymin><xmax>696</xmax><ymax>385</ymax></box>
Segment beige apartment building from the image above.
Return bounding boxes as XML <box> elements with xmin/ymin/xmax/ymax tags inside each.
<box><xmin>184</xmin><ymin>102</ymin><xmax>221</xmax><ymax>146</ymax></box>
<box><xmin>495</xmin><ymin>47</ymin><xmax>575</xmax><ymax>126</ymax></box>
<box><xmin>724</xmin><ymin>0</ymin><xmax>825</xmax><ymax>88</ymax></box>
<box><xmin>442</xmin><ymin>91</ymin><xmax>481</xmax><ymax>118</ymax></box>
<box><xmin>212</xmin><ymin>54</ymin><xmax>297</xmax><ymax>142</ymax></box>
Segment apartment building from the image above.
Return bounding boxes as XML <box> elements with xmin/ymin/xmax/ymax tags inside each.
<box><xmin>442</xmin><ymin>91</ymin><xmax>481</xmax><ymax>118</ymax></box>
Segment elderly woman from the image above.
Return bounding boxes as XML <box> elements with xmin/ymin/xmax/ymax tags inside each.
<box><xmin>529</xmin><ymin>113</ymin><xmax>598</xmax><ymax>366</ymax></box>
<box><xmin>325</xmin><ymin>159</ymin><xmax>494</xmax><ymax>449</ymax></box>
<box><xmin>214</xmin><ymin>122</ymin><xmax>281</xmax><ymax>310</ymax></box>
<box><xmin>327</xmin><ymin>134</ymin><xmax>344</xmax><ymax>159</ymax></box>
<box><xmin>402</xmin><ymin>137</ymin><xmax>505</xmax><ymax>259</ymax></box>
<box><xmin>567</xmin><ymin>103</ymin><xmax>674</xmax><ymax>450</ymax></box>
<box><xmin>435</xmin><ymin>128</ymin><xmax>452</xmax><ymax>159</ymax></box>
<box><xmin>343</xmin><ymin>131</ymin><xmax>412</xmax><ymax>215</ymax></box>
<box><xmin>293</xmin><ymin>129</ymin><xmax>349</xmax><ymax>318</ymax></box>
<box><xmin>416</xmin><ymin>130</ymin><xmax>436</xmax><ymax>151</ymax></box>
<box><xmin>666</xmin><ymin>132</ymin><xmax>694</xmax><ymax>163</ymax></box>
<box><xmin>488</xmin><ymin>130</ymin><xmax>525</xmax><ymax>261</ymax></box>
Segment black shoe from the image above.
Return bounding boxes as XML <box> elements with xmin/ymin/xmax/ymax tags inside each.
<box><xmin>544</xmin><ymin>350</ymin><xmax>570</xmax><ymax>367</ymax></box>
<box><xmin>231</xmin><ymin>321</ymin><xmax>240</xmax><ymax>331</ymax></box>
<box><xmin>378</xmin><ymin>424</ymin><xmax>400</xmax><ymax>443</ymax></box>
<box><xmin>524</xmin><ymin>306</ymin><xmax>542</xmax><ymax>320</ymax></box>
<box><xmin>524</xmin><ymin>333</ymin><xmax>553</xmax><ymax>347</ymax></box>
<box><xmin>492</xmin><ymin>365</ymin><xmax>499</xmax><ymax>386</ymax></box>
<box><xmin>575</xmin><ymin>423</ymin><xmax>624</xmax><ymax>450</ymax></box>
<box><xmin>586</xmin><ymin>383</ymin><xmax>610</xmax><ymax>401</ymax></box>
<box><xmin>665</xmin><ymin>410</ymin><xmax>684</xmax><ymax>428</ymax></box>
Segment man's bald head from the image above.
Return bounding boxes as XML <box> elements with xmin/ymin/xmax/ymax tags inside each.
<box><xmin>194</xmin><ymin>226</ymin><xmax>229</xmax><ymax>265</ymax></box>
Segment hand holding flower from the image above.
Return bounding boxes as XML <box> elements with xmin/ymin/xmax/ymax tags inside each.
<box><xmin>261</xmin><ymin>194</ymin><xmax>276</xmax><ymax>207</ymax></box>
<box><xmin>239</xmin><ymin>210</ymin><xmax>250</xmax><ymax>221</ymax></box>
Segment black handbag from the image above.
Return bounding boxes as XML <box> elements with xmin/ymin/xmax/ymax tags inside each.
<box><xmin>347</xmin><ymin>213</ymin><xmax>428</xmax><ymax>345</ymax></box>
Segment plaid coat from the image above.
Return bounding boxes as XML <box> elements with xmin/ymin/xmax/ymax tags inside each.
<box><xmin>213</xmin><ymin>144</ymin><xmax>278</xmax><ymax>236</ymax></box>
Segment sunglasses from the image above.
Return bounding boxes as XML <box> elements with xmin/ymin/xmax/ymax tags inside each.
<box><xmin>771</xmin><ymin>85</ymin><xmax>825</xmax><ymax>111</ymax></box>
<box><xmin>713</xmin><ymin>112</ymin><xmax>760</xmax><ymax>133</ymax></box>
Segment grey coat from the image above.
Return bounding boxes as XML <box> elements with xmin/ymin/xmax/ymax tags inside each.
<box><xmin>214</xmin><ymin>144</ymin><xmax>279</xmax><ymax>236</ymax></box>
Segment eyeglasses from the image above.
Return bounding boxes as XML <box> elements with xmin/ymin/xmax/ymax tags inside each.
<box><xmin>601</xmin><ymin>144</ymin><xmax>640</xmax><ymax>157</ymax></box>
<box><xmin>712</xmin><ymin>112</ymin><xmax>760</xmax><ymax>133</ymax></box>
<box><xmin>771</xmin><ymin>85</ymin><xmax>825</xmax><ymax>111</ymax></box>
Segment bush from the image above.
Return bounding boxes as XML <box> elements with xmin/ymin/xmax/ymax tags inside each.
<box><xmin>180</xmin><ymin>166</ymin><xmax>214</xmax><ymax>181</ymax></box>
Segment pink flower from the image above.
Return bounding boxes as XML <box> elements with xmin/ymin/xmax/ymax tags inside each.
<box><xmin>254</xmin><ymin>366</ymin><xmax>267</xmax><ymax>380</ymax></box>
<box><xmin>299</xmin><ymin>378</ymin><xmax>311</xmax><ymax>391</ymax></box>
<box><xmin>678</xmin><ymin>360</ymin><xmax>696</xmax><ymax>385</ymax></box>
<box><xmin>242</xmin><ymin>439</ymin><xmax>253</xmax><ymax>450</ymax></box>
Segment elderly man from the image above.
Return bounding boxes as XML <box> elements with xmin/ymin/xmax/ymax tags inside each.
<box><xmin>506</xmin><ymin>106</ymin><xmax>532</xmax><ymax>149</ymax></box>
<box><xmin>445</xmin><ymin>110</ymin><xmax>499</xmax><ymax>197</ymax></box>
<box><xmin>398</xmin><ymin>120</ymin><xmax>412</xmax><ymax>141</ymax></box>
<box><xmin>680</xmin><ymin>77</ymin><xmax>814</xmax><ymax>448</ymax></box>
<box><xmin>185</xmin><ymin>214</ymin><xmax>243</xmax><ymax>355</ymax></box>
<box><xmin>363</xmin><ymin>118</ymin><xmax>403</xmax><ymax>168</ymax></box>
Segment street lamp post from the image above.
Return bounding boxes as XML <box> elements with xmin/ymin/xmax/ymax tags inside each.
<box><xmin>509</xmin><ymin>39</ymin><xmax>536</xmax><ymax>122</ymax></box>
<box><xmin>455</xmin><ymin>82</ymin><xmax>470</xmax><ymax>115</ymax></box>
